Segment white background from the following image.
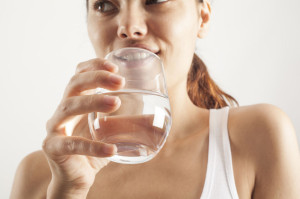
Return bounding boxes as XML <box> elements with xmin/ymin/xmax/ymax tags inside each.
<box><xmin>1</xmin><ymin>0</ymin><xmax>300</xmax><ymax>197</ymax></box>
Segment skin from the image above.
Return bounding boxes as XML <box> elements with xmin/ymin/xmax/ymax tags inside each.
<box><xmin>10</xmin><ymin>0</ymin><xmax>300</xmax><ymax>198</ymax></box>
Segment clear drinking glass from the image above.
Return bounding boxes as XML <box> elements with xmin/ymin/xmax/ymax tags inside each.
<box><xmin>88</xmin><ymin>47</ymin><xmax>172</xmax><ymax>164</ymax></box>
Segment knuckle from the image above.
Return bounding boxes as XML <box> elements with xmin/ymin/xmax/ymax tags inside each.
<box><xmin>46</xmin><ymin>119</ymin><xmax>54</xmax><ymax>133</ymax></box>
<box><xmin>42</xmin><ymin>137</ymin><xmax>53</xmax><ymax>154</ymax></box>
<box><xmin>93</xmin><ymin>143</ymin><xmax>104</xmax><ymax>155</ymax></box>
<box><xmin>63</xmin><ymin>138</ymin><xmax>76</xmax><ymax>154</ymax></box>
<box><xmin>80</xmin><ymin>140</ymin><xmax>89</xmax><ymax>153</ymax></box>
<box><xmin>86</xmin><ymin>59</ymin><xmax>103</xmax><ymax>72</ymax></box>
<box><xmin>59</xmin><ymin>98</ymin><xmax>74</xmax><ymax>116</ymax></box>
<box><xmin>76</xmin><ymin>61</ymin><xmax>86</xmax><ymax>73</ymax></box>
<box><xmin>93</xmin><ymin>94</ymin><xmax>106</xmax><ymax>108</ymax></box>
<box><xmin>76</xmin><ymin>59</ymin><xmax>105</xmax><ymax>74</ymax></box>
<box><xmin>93</xmin><ymin>71</ymin><xmax>105</xmax><ymax>84</ymax></box>
<box><xmin>90</xmin><ymin>59</ymin><xmax>101</xmax><ymax>69</ymax></box>
<box><xmin>89</xmin><ymin>142</ymin><xmax>101</xmax><ymax>155</ymax></box>
<box><xmin>87</xmin><ymin>94</ymin><xmax>98</xmax><ymax>109</ymax></box>
<box><xmin>103</xmin><ymin>71</ymin><xmax>111</xmax><ymax>80</ymax></box>
<box><xmin>102</xmin><ymin>60</ymin><xmax>110</xmax><ymax>68</ymax></box>
<box><xmin>69</xmin><ymin>74</ymin><xmax>80</xmax><ymax>86</ymax></box>
<box><xmin>88</xmin><ymin>142</ymin><xmax>94</xmax><ymax>154</ymax></box>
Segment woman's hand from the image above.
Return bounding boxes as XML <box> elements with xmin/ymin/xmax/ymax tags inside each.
<box><xmin>42</xmin><ymin>58</ymin><xmax>125</xmax><ymax>199</ymax></box>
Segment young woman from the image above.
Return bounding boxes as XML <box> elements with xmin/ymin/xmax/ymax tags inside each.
<box><xmin>10</xmin><ymin>0</ymin><xmax>300</xmax><ymax>198</ymax></box>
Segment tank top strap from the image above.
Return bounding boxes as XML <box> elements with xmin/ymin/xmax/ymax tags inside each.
<box><xmin>200</xmin><ymin>106</ymin><xmax>239</xmax><ymax>199</ymax></box>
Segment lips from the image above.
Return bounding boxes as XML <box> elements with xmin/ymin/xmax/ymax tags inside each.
<box><xmin>132</xmin><ymin>44</ymin><xmax>159</xmax><ymax>54</ymax></box>
<box><xmin>119</xmin><ymin>43</ymin><xmax>160</xmax><ymax>55</ymax></box>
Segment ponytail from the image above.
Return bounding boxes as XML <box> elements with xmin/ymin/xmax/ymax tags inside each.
<box><xmin>187</xmin><ymin>54</ymin><xmax>239</xmax><ymax>109</ymax></box>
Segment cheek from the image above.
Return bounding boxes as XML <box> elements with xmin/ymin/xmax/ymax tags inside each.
<box><xmin>152</xmin><ymin>12</ymin><xmax>198</xmax><ymax>63</ymax></box>
<box><xmin>154</xmin><ymin>9</ymin><xmax>198</xmax><ymax>49</ymax></box>
<box><xmin>151</xmin><ymin>12</ymin><xmax>198</xmax><ymax>85</ymax></box>
<box><xmin>87</xmin><ymin>19</ymin><xmax>116</xmax><ymax>58</ymax></box>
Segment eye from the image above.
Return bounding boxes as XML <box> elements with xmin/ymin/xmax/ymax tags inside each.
<box><xmin>93</xmin><ymin>0</ymin><xmax>117</xmax><ymax>13</ymax></box>
<box><xmin>145</xmin><ymin>0</ymin><xmax>168</xmax><ymax>5</ymax></box>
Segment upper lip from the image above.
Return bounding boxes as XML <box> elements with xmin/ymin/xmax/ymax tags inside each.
<box><xmin>124</xmin><ymin>44</ymin><xmax>160</xmax><ymax>54</ymax></box>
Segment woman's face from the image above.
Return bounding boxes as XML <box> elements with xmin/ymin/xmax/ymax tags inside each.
<box><xmin>87</xmin><ymin>0</ymin><xmax>209</xmax><ymax>86</ymax></box>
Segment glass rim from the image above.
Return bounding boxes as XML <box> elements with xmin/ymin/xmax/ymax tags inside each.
<box><xmin>105</xmin><ymin>47</ymin><xmax>162</xmax><ymax>61</ymax></box>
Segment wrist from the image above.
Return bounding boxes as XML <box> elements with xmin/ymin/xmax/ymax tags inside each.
<box><xmin>47</xmin><ymin>178</ymin><xmax>90</xmax><ymax>199</ymax></box>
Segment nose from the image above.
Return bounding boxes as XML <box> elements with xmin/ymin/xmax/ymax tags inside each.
<box><xmin>117</xmin><ymin>8</ymin><xmax>147</xmax><ymax>40</ymax></box>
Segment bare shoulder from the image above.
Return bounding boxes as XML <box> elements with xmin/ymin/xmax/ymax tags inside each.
<box><xmin>228</xmin><ymin>103</ymin><xmax>300</xmax><ymax>198</ymax></box>
<box><xmin>10</xmin><ymin>150</ymin><xmax>51</xmax><ymax>199</ymax></box>
<box><xmin>228</xmin><ymin>103</ymin><xmax>299</xmax><ymax>151</ymax></box>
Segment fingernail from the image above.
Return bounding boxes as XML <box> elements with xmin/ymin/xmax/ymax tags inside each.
<box><xmin>103</xmin><ymin>95</ymin><xmax>120</xmax><ymax>106</ymax></box>
<box><xmin>109</xmin><ymin>74</ymin><xmax>125</xmax><ymax>85</ymax></box>
<box><xmin>104</xmin><ymin>62</ymin><xmax>118</xmax><ymax>72</ymax></box>
<box><xmin>104</xmin><ymin>144</ymin><xmax>117</xmax><ymax>154</ymax></box>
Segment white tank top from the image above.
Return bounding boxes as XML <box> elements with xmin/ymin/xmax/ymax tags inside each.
<box><xmin>200</xmin><ymin>107</ymin><xmax>239</xmax><ymax>199</ymax></box>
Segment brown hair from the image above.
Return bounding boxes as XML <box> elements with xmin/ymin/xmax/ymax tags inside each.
<box><xmin>188</xmin><ymin>54</ymin><xmax>238</xmax><ymax>109</ymax></box>
<box><xmin>86</xmin><ymin>0</ymin><xmax>239</xmax><ymax>109</ymax></box>
<box><xmin>188</xmin><ymin>0</ymin><xmax>239</xmax><ymax>109</ymax></box>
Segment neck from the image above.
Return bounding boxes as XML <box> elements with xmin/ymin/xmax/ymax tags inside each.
<box><xmin>164</xmin><ymin>77</ymin><xmax>209</xmax><ymax>145</ymax></box>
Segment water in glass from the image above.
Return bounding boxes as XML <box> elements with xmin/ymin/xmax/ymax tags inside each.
<box><xmin>88</xmin><ymin>89</ymin><xmax>172</xmax><ymax>164</ymax></box>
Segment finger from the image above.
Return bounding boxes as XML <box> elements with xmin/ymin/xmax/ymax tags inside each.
<box><xmin>47</xmin><ymin>94</ymin><xmax>121</xmax><ymax>133</ymax></box>
<box><xmin>76</xmin><ymin>59</ymin><xmax>119</xmax><ymax>74</ymax></box>
<box><xmin>64</xmin><ymin>70</ymin><xmax>125</xmax><ymax>98</ymax></box>
<box><xmin>42</xmin><ymin>135</ymin><xmax>117</xmax><ymax>158</ymax></box>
